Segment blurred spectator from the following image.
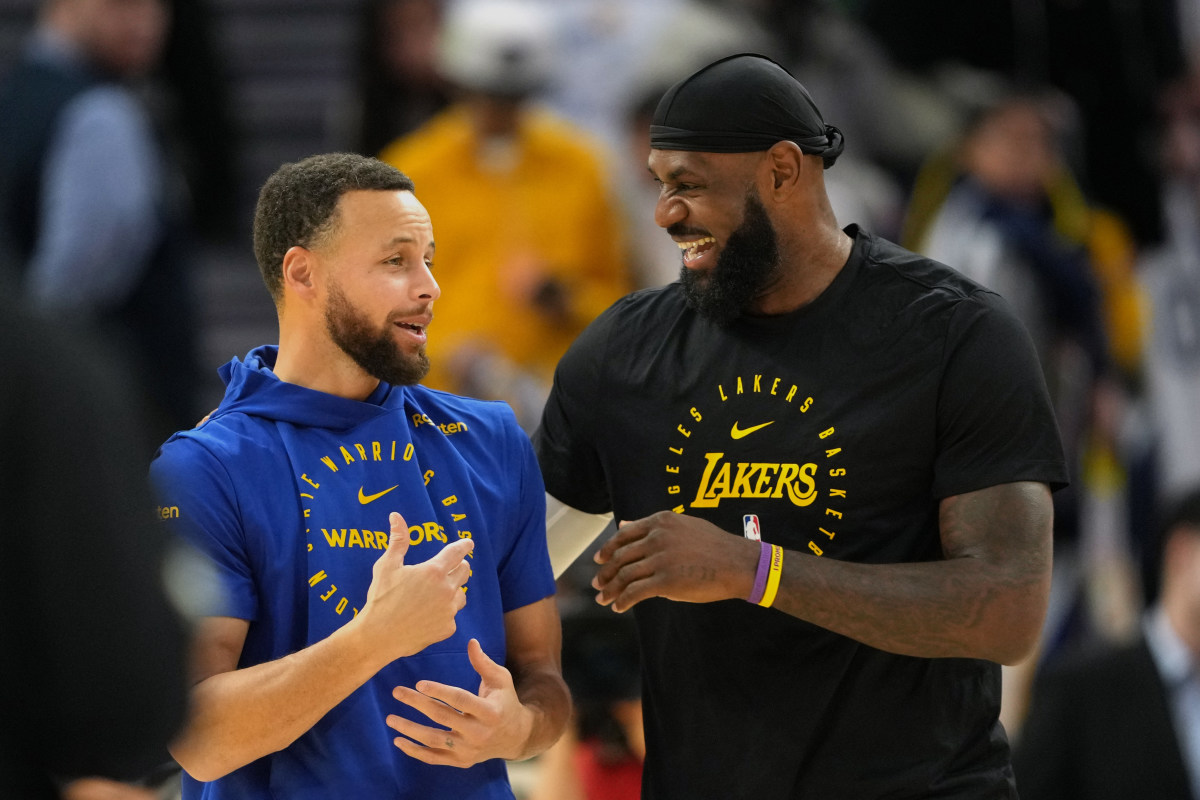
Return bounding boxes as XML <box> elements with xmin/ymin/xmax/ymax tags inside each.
<box><xmin>1139</xmin><ymin>68</ymin><xmax>1200</xmax><ymax>521</ymax></box>
<box><xmin>859</xmin><ymin>0</ymin><xmax>1185</xmax><ymax>246</ymax></box>
<box><xmin>905</xmin><ymin>91</ymin><xmax>1149</xmax><ymax>727</ymax></box>
<box><xmin>378</xmin><ymin>0</ymin><xmax>630</xmax><ymax>428</ymax></box>
<box><xmin>1013</xmin><ymin>487</ymin><xmax>1200</xmax><ymax>800</ymax></box>
<box><xmin>756</xmin><ymin>0</ymin><xmax>961</xmax><ymax>185</ymax></box>
<box><xmin>906</xmin><ymin>93</ymin><xmax>1125</xmax><ymax>472</ymax></box>
<box><xmin>0</xmin><ymin>277</ymin><xmax>189</xmax><ymax>799</ymax></box>
<box><xmin>344</xmin><ymin>0</ymin><xmax>451</xmax><ymax>158</ymax></box>
<box><xmin>543</xmin><ymin>0</ymin><xmax>772</xmax><ymax>158</ymax></box>
<box><xmin>0</xmin><ymin>0</ymin><xmax>203</xmax><ymax>444</ymax></box>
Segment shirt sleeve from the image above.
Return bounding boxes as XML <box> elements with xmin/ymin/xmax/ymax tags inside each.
<box><xmin>26</xmin><ymin>86</ymin><xmax>162</xmax><ymax>313</ymax></box>
<box><xmin>496</xmin><ymin>421</ymin><xmax>557</xmax><ymax>612</ymax></box>
<box><xmin>150</xmin><ymin>436</ymin><xmax>259</xmax><ymax>621</ymax></box>
<box><xmin>932</xmin><ymin>289</ymin><xmax>1070</xmax><ymax>498</ymax></box>
<box><xmin>532</xmin><ymin>302</ymin><xmax>616</xmax><ymax>514</ymax></box>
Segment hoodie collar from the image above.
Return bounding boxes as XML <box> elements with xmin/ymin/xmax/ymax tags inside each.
<box><xmin>210</xmin><ymin>345</ymin><xmax>398</xmax><ymax>431</ymax></box>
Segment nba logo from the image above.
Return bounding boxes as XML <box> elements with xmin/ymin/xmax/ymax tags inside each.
<box><xmin>743</xmin><ymin>514</ymin><xmax>761</xmax><ymax>541</ymax></box>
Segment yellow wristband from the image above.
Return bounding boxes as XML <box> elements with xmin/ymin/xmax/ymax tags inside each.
<box><xmin>758</xmin><ymin>544</ymin><xmax>784</xmax><ymax>608</ymax></box>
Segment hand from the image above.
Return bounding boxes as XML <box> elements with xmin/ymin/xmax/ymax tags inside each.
<box><xmin>500</xmin><ymin>252</ymin><xmax>570</xmax><ymax>322</ymax></box>
<box><xmin>592</xmin><ymin>511</ymin><xmax>758</xmax><ymax>612</ymax></box>
<box><xmin>355</xmin><ymin>511</ymin><xmax>474</xmax><ymax>664</ymax></box>
<box><xmin>386</xmin><ymin>638</ymin><xmax>533</xmax><ymax>767</ymax></box>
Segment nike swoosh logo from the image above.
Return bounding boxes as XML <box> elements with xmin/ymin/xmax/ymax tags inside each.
<box><xmin>730</xmin><ymin>420</ymin><xmax>774</xmax><ymax>440</ymax></box>
<box><xmin>358</xmin><ymin>485</ymin><xmax>400</xmax><ymax>504</ymax></box>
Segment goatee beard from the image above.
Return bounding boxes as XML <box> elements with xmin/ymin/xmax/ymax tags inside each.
<box><xmin>679</xmin><ymin>190</ymin><xmax>780</xmax><ymax>326</ymax></box>
<box><xmin>324</xmin><ymin>282</ymin><xmax>430</xmax><ymax>386</ymax></box>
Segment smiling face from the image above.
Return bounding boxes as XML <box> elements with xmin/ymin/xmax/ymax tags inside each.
<box><xmin>315</xmin><ymin>189</ymin><xmax>440</xmax><ymax>385</ymax></box>
<box><xmin>649</xmin><ymin>149</ymin><xmax>782</xmax><ymax>324</ymax></box>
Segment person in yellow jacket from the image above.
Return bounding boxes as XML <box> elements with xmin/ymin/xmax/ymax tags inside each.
<box><xmin>379</xmin><ymin>0</ymin><xmax>630</xmax><ymax>429</ymax></box>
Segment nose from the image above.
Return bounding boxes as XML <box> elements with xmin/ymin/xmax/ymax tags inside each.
<box><xmin>654</xmin><ymin>191</ymin><xmax>686</xmax><ymax>230</ymax></box>
<box><xmin>415</xmin><ymin>263</ymin><xmax>441</xmax><ymax>302</ymax></box>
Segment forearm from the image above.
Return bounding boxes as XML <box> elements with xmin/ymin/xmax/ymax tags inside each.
<box><xmin>595</xmin><ymin>484</ymin><xmax>1053</xmax><ymax>665</ymax></box>
<box><xmin>171</xmin><ymin>621</ymin><xmax>382</xmax><ymax>781</ymax></box>
<box><xmin>774</xmin><ymin>483</ymin><xmax>1053</xmax><ymax>664</ymax></box>
<box><xmin>772</xmin><ymin>552</ymin><xmax>1048</xmax><ymax>664</ymax></box>
<box><xmin>508</xmin><ymin>664</ymin><xmax>572</xmax><ymax>761</ymax></box>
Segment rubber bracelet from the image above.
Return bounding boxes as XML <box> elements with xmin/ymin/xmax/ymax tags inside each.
<box><xmin>746</xmin><ymin>540</ymin><xmax>772</xmax><ymax>604</ymax></box>
<box><xmin>758</xmin><ymin>544</ymin><xmax>784</xmax><ymax>608</ymax></box>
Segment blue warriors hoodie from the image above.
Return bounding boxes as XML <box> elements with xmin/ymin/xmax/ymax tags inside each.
<box><xmin>151</xmin><ymin>346</ymin><xmax>554</xmax><ymax>800</ymax></box>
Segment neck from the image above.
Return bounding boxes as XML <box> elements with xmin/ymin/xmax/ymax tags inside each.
<box><xmin>752</xmin><ymin>218</ymin><xmax>853</xmax><ymax>316</ymax></box>
<box><xmin>273</xmin><ymin>318</ymin><xmax>380</xmax><ymax>401</ymax></box>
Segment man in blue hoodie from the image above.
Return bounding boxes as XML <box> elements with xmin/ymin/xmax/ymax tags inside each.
<box><xmin>150</xmin><ymin>152</ymin><xmax>570</xmax><ymax>799</ymax></box>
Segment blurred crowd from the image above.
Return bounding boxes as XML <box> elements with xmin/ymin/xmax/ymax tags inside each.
<box><xmin>3</xmin><ymin>0</ymin><xmax>1200</xmax><ymax>797</ymax></box>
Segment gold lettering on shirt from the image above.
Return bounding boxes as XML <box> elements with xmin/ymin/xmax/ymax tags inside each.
<box><xmin>691</xmin><ymin>453</ymin><xmax>818</xmax><ymax>508</ymax></box>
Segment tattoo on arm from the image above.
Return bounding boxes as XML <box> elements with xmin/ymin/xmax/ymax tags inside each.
<box><xmin>772</xmin><ymin>482</ymin><xmax>1053</xmax><ymax>662</ymax></box>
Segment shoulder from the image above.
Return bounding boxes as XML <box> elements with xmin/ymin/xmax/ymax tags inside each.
<box><xmin>152</xmin><ymin>410</ymin><xmax>278</xmax><ymax>481</ymax></box>
<box><xmin>563</xmin><ymin>284</ymin><xmax>687</xmax><ymax>360</ymax></box>
<box><xmin>405</xmin><ymin>385</ymin><xmax>527</xmax><ymax>445</ymax></box>
<box><xmin>855</xmin><ymin>227</ymin><xmax>990</xmax><ymax>302</ymax></box>
<box><xmin>60</xmin><ymin>83</ymin><xmax>147</xmax><ymax>129</ymax></box>
<box><xmin>850</xmin><ymin>228</ymin><xmax>1025</xmax><ymax>337</ymax></box>
<box><xmin>591</xmin><ymin>284</ymin><xmax>688</xmax><ymax>333</ymax></box>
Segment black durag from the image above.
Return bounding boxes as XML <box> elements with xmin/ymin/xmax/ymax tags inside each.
<box><xmin>650</xmin><ymin>53</ymin><xmax>844</xmax><ymax>168</ymax></box>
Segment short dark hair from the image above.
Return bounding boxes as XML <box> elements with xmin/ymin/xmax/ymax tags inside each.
<box><xmin>252</xmin><ymin>153</ymin><xmax>416</xmax><ymax>302</ymax></box>
<box><xmin>1164</xmin><ymin>488</ymin><xmax>1200</xmax><ymax>536</ymax></box>
<box><xmin>1142</xmin><ymin>486</ymin><xmax>1200</xmax><ymax>605</ymax></box>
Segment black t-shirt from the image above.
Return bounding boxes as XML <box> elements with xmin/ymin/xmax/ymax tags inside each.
<box><xmin>534</xmin><ymin>227</ymin><xmax>1068</xmax><ymax>800</ymax></box>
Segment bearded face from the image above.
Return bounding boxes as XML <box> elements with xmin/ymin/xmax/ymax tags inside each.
<box><xmin>678</xmin><ymin>189</ymin><xmax>781</xmax><ymax>325</ymax></box>
<box><xmin>324</xmin><ymin>279</ymin><xmax>430</xmax><ymax>386</ymax></box>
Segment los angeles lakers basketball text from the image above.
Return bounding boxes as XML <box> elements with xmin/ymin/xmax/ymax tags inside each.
<box><xmin>665</xmin><ymin>375</ymin><xmax>847</xmax><ymax>557</ymax></box>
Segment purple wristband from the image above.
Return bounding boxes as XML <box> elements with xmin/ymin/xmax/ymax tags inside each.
<box><xmin>746</xmin><ymin>540</ymin><xmax>772</xmax><ymax>604</ymax></box>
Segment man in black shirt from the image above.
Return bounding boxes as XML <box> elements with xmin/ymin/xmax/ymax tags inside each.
<box><xmin>534</xmin><ymin>53</ymin><xmax>1068</xmax><ymax>799</ymax></box>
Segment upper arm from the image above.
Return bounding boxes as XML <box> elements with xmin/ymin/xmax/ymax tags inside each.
<box><xmin>151</xmin><ymin>438</ymin><xmax>259</xmax><ymax>621</ymax></box>
<box><xmin>938</xmin><ymin>481</ymin><xmax>1054</xmax><ymax>661</ymax></box>
<box><xmin>189</xmin><ymin>616</ymin><xmax>251</xmax><ymax>685</ymax></box>
<box><xmin>533</xmin><ymin>307</ymin><xmax>616</xmax><ymax>514</ymax></box>
<box><xmin>934</xmin><ymin>292</ymin><xmax>1068</xmax><ymax>498</ymax></box>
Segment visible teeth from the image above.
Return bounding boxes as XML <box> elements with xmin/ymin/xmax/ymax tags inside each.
<box><xmin>676</xmin><ymin>236</ymin><xmax>716</xmax><ymax>251</ymax></box>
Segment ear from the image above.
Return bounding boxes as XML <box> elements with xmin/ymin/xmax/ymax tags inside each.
<box><xmin>281</xmin><ymin>245</ymin><xmax>319</xmax><ymax>301</ymax></box>
<box><xmin>762</xmin><ymin>141</ymin><xmax>806</xmax><ymax>199</ymax></box>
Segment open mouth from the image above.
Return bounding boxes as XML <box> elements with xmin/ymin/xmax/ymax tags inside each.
<box><xmin>677</xmin><ymin>236</ymin><xmax>716</xmax><ymax>265</ymax></box>
<box><xmin>394</xmin><ymin>320</ymin><xmax>428</xmax><ymax>343</ymax></box>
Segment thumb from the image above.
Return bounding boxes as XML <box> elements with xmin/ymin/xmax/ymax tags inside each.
<box><xmin>385</xmin><ymin>511</ymin><xmax>411</xmax><ymax>564</ymax></box>
<box><xmin>429</xmin><ymin>536</ymin><xmax>475</xmax><ymax>571</ymax></box>
<box><xmin>467</xmin><ymin>638</ymin><xmax>505</xmax><ymax>684</ymax></box>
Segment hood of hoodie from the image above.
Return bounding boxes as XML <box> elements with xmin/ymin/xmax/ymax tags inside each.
<box><xmin>209</xmin><ymin>345</ymin><xmax>399</xmax><ymax>431</ymax></box>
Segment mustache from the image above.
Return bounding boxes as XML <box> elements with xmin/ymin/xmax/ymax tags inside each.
<box><xmin>666</xmin><ymin>224</ymin><xmax>711</xmax><ymax>238</ymax></box>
